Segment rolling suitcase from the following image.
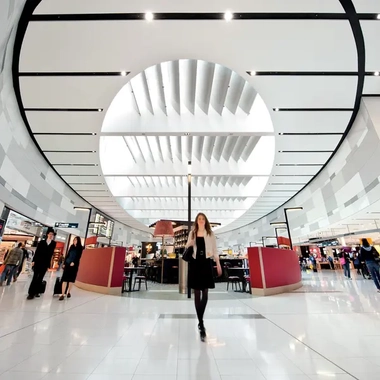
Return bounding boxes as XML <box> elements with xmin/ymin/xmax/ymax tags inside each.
<box><xmin>53</xmin><ymin>277</ymin><xmax>62</xmax><ymax>295</ymax></box>
<box><xmin>39</xmin><ymin>280</ymin><xmax>47</xmax><ymax>294</ymax></box>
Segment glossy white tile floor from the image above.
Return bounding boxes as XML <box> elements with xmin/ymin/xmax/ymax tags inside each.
<box><xmin>0</xmin><ymin>270</ymin><xmax>380</xmax><ymax>380</ymax></box>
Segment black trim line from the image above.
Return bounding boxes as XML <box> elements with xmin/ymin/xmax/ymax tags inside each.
<box><xmin>273</xmin><ymin>108</ymin><xmax>353</xmax><ymax>112</ymax></box>
<box><xmin>53</xmin><ymin>164</ymin><xmax>98</xmax><ymax>167</ymax></box>
<box><xmin>247</xmin><ymin>71</ymin><xmax>377</xmax><ymax>76</ymax></box>
<box><xmin>362</xmin><ymin>94</ymin><xmax>380</xmax><ymax>97</ymax></box>
<box><xmin>279</xmin><ymin>133</ymin><xmax>343</xmax><ymax>136</ymax></box>
<box><xmin>20</xmin><ymin>71</ymin><xmax>130</xmax><ymax>76</ymax></box>
<box><xmin>25</xmin><ymin>108</ymin><xmax>103</xmax><ymax>112</ymax></box>
<box><xmin>247</xmin><ymin>71</ymin><xmax>358</xmax><ymax>76</ymax></box>
<box><xmin>278</xmin><ymin>150</ymin><xmax>334</xmax><ymax>153</ymax></box>
<box><xmin>43</xmin><ymin>150</ymin><xmax>96</xmax><ymax>153</ymax></box>
<box><xmin>34</xmin><ymin>133</ymin><xmax>96</xmax><ymax>136</ymax></box>
<box><xmin>30</xmin><ymin>12</ymin><xmax>350</xmax><ymax>21</ymax></box>
<box><xmin>276</xmin><ymin>164</ymin><xmax>324</xmax><ymax>167</ymax></box>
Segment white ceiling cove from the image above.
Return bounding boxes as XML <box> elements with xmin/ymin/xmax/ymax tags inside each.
<box><xmin>16</xmin><ymin>0</ymin><xmax>363</xmax><ymax>233</ymax></box>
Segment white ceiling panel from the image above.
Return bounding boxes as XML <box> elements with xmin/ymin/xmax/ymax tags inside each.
<box><xmin>35</xmin><ymin>135</ymin><xmax>99</xmax><ymax>151</ymax></box>
<box><xmin>21</xmin><ymin>21</ymin><xmax>356</xmax><ymax>73</ymax></box>
<box><xmin>272</xmin><ymin>112</ymin><xmax>351</xmax><ymax>134</ymax></box>
<box><xmin>361</xmin><ymin>21</ymin><xmax>380</xmax><ymax>72</ymax></box>
<box><xmin>276</xmin><ymin>152</ymin><xmax>333</xmax><ymax>164</ymax></box>
<box><xmin>362</xmin><ymin>75</ymin><xmax>380</xmax><ymax>95</ymax></box>
<box><xmin>352</xmin><ymin>0</ymin><xmax>380</xmax><ymax>12</ymax></box>
<box><xmin>26</xmin><ymin>111</ymin><xmax>104</xmax><ymax>133</ymax></box>
<box><xmin>251</xmin><ymin>76</ymin><xmax>357</xmax><ymax>108</ymax></box>
<box><xmin>20</xmin><ymin>76</ymin><xmax>129</xmax><ymax>108</ymax></box>
<box><xmin>34</xmin><ymin>0</ymin><xmax>344</xmax><ymax>14</ymax></box>
<box><xmin>276</xmin><ymin>135</ymin><xmax>342</xmax><ymax>151</ymax></box>
<box><xmin>60</xmin><ymin>176</ymin><xmax>103</xmax><ymax>183</ymax></box>
<box><xmin>54</xmin><ymin>165</ymin><xmax>102</xmax><ymax>176</ymax></box>
<box><xmin>272</xmin><ymin>165</ymin><xmax>321</xmax><ymax>176</ymax></box>
<box><xmin>45</xmin><ymin>152</ymin><xmax>99</xmax><ymax>165</ymax></box>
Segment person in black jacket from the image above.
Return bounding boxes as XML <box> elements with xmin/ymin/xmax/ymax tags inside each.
<box><xmin>360</xmin><ymin>238</ymin><xmax>380</xmax><ymax>292</ymax></box>
<box><xmin>59</xmin><ymin>236</ymin><xmax>83</xmax><ymax>301</ymax></box>
<box><xmin>27</xmin><ymin>229</ymin><xmax>56</xmax><ymax>300</ymax></box>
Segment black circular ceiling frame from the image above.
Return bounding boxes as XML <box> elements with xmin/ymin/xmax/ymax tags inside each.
<box><xmin>11</xmin><ymin>0</ymin><xmax>365</xmax><ymax>231</ymax></box>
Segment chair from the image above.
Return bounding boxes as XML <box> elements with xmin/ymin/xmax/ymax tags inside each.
<box><xmin>122</xmin><ymin>274</ymin><xmax>130</xmax><ymax>293</ymax></box>
<box><xmin>226</xmin><ymin>267</ymin><xmax>242</xmax><ymax>291</ymax></box>
<box><xmin>244</xmin><ymin>275</ymin><xmax>251</xmax><ymax>294</ymax></box>
<box><xmin>133</xmin><ymin>268</ymin><xmax>148</xmax><ymax>291</ymax></box>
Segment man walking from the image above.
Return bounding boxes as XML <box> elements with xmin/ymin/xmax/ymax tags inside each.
<box><xmin>27</xmin><ymin>228</ymin><xmax>56</xmax><ymax>300</ymax></box>
<box><xmin>0</xmin><ymin>243</ymin><xmax>23</xmax><ymax>286</ymax></box>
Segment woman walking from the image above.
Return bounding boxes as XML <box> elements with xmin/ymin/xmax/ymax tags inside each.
<box><xmin>59</xmin><ymin>237</ymin><xmax>83</xmax><ymax>301</ymax></box>
<box><xmin>360</xmin><ymin>238</ymin><xmax>380</xmax><ymax>292</ymax></box>
<box><xmin>186</xmin><ymin>213</ymin><xmax>222</xmax><ymax>340</ymax></box>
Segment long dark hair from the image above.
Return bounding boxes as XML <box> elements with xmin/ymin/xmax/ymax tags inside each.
<box><xmin>193</xmin><ymin>213</ymin><xmax>212</xmax><ymax>237</ymax></box>
<box><xmin>72</xmin><ymin>236</ymin><xmax>83</xmax><ymax>251</ymax></box>
<box><xmin>362</xmin><ymin>238</ymin><xmax>370</xmax><ymax>247</ymax></box>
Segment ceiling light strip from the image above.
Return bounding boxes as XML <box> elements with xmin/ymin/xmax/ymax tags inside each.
<box><xmin>247</xmin><ymin>71</ymin><xmax>358</xmax><ymax>76</ymax></box>
<box><xmin>279</xmin><ymin>132</ymin><xmax>343</xmax><ymax>136</ymax></box>
<box><xmin>43</xmin><ymin>150</ymin><xmax>96</xmax><ymax>153</ymax></box>
<box><xmin>29</xmin><ymin>12</ymin><xmax>352</xmax><ymax>22</ymax></box>
<box><xmin>278</xmin><ymin>150</ymin><xmax>334</xmax><ymax>153</ymax></box>
<box><xmin>273</xmin><ymin>108</ymin><xmax>353</xmax><ymax>112</ymax></box>
<box><xmin>35</xmin><ymin>133</ymin><xmax>97</xmax><ymax>136</ymax></box>
<box><xmin>25</xmin><ymin>108</ymin><xmax>103</xmax><ymax>112</ymax></box>
<box><xmin>20</xmin><ymin>71</ymin><xmax>129</xmax><ymax>77</ymax></box>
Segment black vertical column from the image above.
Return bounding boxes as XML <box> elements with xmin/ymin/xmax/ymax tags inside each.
<box><xmin>187</xmin><ymin>161</ymin><xmax>191</xmax><ymax>299</ymax></box>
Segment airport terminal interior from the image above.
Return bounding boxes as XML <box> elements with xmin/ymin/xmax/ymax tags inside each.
<box><xmin>1</xmin><ymin>1</ymin><xmax>380</xmax><ymax>379</ymax></box>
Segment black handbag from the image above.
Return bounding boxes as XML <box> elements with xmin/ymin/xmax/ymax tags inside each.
<box><xmin>182</xmin><ymin>246</ymin><xmax>193</xmax><ymax>262</ymax></box>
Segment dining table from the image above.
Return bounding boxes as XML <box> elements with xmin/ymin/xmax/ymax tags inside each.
<box><xmin>124</xmin><ymin>266</ymin><xmax>146</xmax><ymax>292</ymax></box>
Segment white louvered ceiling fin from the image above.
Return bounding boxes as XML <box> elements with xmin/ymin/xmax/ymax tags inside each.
<box><xmin>241</xmin><ymin>136</ymin><xmax>261</xmax><ymax>161</ymax></box>
<box><xmin>204</xmin><ymin>136</ymin><xmax>216</xmax><ymax>162</ymax></box>
<box><xmin>239</xmin><ymin>82</ymin><xmax>257</xmax><ymax>115</ymax></box>
<box><xmin>213</xmin><ymin>136</ymin><xmax>228</xmax><ymax>162</ymax></box>
<box><xmin>169</xmin><ymin>60</ymin><xmax>180</xmax><ymax>114</ymax></box>
<box><xmin>145</xmin><ymin>64</ymin><xmax>167</xmax><ymax>116</ymax></box>
<box><xmin>195</xmin><ymin>136</ymin><xmax>205</xmax><ymax>161</ymax></box>
<box><xmin>231</xmin><ymin>136</ymin><xmax>248</xmax><ymax>161</ymax></box>
<box><xmin>180</xmin><ymin>59</ymin><xmax>197</xmax><ymax>115</ymax></box>
<box><xmin>225</xmin><ymin>71</ymin><xmax>246</xmax><ymax>115</ymax></box>
<box><xmin>195</xmin><ymin>60</ymin><xmax>215</xmax><ymax>115</ymax></box>
<box><xmin>211</xmin><ymin>65</ymin><xmax>232</xmax><ymax>115</ymax></box>
<box><xmin>222</xmin><ymin>136</ymin><xmax>239</xmax><ymax>162</ymax></box>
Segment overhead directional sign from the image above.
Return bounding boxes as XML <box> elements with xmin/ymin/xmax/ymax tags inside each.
<box><xmin>54</xmin><ymin>222</ymin><xmax>79</xmax><ymax>229</ymax></box>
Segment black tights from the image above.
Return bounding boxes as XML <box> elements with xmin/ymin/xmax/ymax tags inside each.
<box><xmin>194</xmin><ymin>289</ymin><xmax>208</xmax><ymax>327</ymax></box>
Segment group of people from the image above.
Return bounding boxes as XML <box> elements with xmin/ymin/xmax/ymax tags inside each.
<box><xmin>0</xmin><ymin>227</ymin><xmax>83</xmax><ymax>300</ymax></box>
<box><xmin>0</xmin><ymin>243</ymin><xmax>29</xmax><ymax>286</ymax></box>
<box><xmin>27</xmin><ymin>228</ymin><xmax>83</xmax><ymax>300</ymax></box>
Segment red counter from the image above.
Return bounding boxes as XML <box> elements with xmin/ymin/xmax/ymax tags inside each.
<box><xmin>247</xmin><ymin>247</ymin><xmax>302</xmax><ymax>296</ymax></box>
<box><xmin>75</xmin><ymin>247</ymin><xmax>126</xmax><ymax>295</ymax></box>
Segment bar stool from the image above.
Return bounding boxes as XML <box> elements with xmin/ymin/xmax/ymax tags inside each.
<box><xmin>226</xmin><ymin>267</ymin><xmax>242</xmax><ymax>291</ymax></box>
<box><xmin>244</xmin><ymin>275</ymin><xmax>251</xmax><ymax>294</ymax></box>
<box><xmin>133</xmin><ymin>268</ymin><xmax>148</xmax><ymax>291</ymax></box>
<box><xmin>122</xmin><ymin>274</ymin><xmax>130</xmax><ymax>293</ymax></box>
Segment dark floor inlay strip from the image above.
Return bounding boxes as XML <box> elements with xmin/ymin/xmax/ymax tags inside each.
<box><xmin>159</xmin><ymin>314</ymin><xmax>265</xmax><ymax>319</ymax></box>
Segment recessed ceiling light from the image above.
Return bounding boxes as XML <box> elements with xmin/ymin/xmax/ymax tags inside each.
<box><xmin>274</xmin><ymin>108</ymin><xmax>279</xmax><ymax>112</ymax></box>
<box><xmin>374</xmin><ymin>71</ymin><xmax>379</xmax><ymax>76</ymax></box>
<box><xmin>224</xmin><ymin>11</ymin><xmax>233</xmax><ymax>21</ymax></box>
<box><xmin>92</xmin><ymin>133</ymin><xmax>96</xmax><ymax>136</ymax></box>
<box><xmin>92</xmin><ymin>151</ymin><xmax>96</xmax><ymax>153</ymax></box>
<box><xmin>184</xmin><ymin>132</ymin><xmax>190</xmax><ymax>136</ymax></box>
<box><xmin>145</xmin><ymin>12</ymin><xmax>154</xmax><ymax>21</ymax></box>
<box><xmin>250</xmin><ymin>71</ymin><xmax>256</xmax><ymax>76</ymax></box>
<box><xmin>121</xmin><ymin>71</ymin><xmax>127</xmax><ymax>76</ymax></box>
<box><xmin>98</xmin><ymin>108</ymin><xmax>102</xmax><ymax>112</ymax></box>
<box><xmin>377</xmin><ymin>14</ymin><xmax>380</xmax><ymax>19</ymax></box>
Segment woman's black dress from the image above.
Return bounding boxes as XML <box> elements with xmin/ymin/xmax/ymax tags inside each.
<box><xmin>189</xmin><ymin>237</ymin><xmax>215</xmax><ymax>290</ymax></box>
<box><xmin>61</xmin><ymin>246</ymin><xmax>82</xmax><ymax>283</ymax></box>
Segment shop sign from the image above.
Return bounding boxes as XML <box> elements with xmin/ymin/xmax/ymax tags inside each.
<box><xmin>54</xmin><ymin>222</ymin><xmax>79</xmax><ymax>229</ymax></box>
